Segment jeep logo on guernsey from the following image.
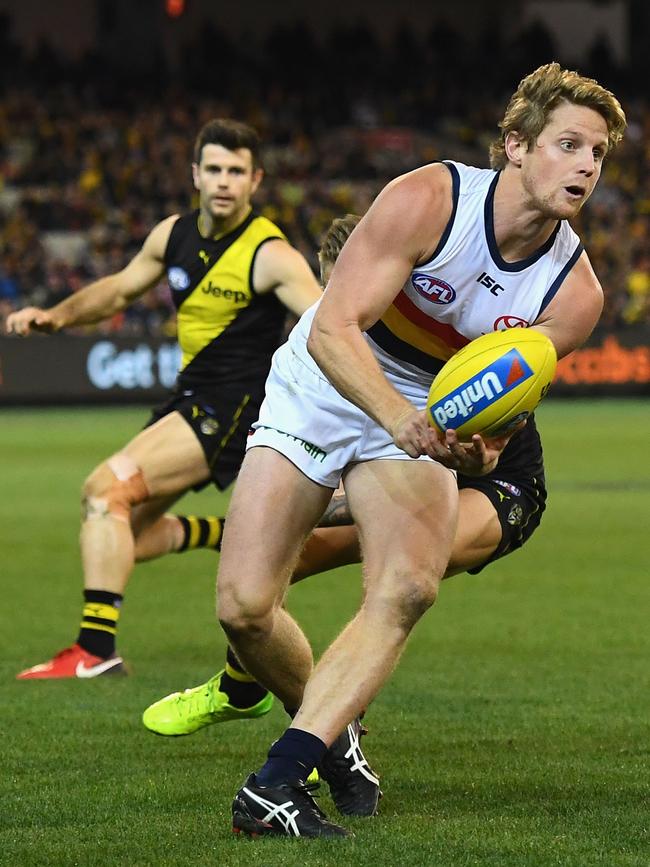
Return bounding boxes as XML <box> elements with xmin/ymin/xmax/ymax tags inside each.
<box><xmin>411</xmin><ymin>273</ymin><xmax>456</xmax><ymax>304</ymax></box>
<box><xmin>202</xmin><ymin>282</ymin><xmax>247</xmax><ymax>304</ymax></box>
<box><xmin>494</xmin><ymin>315</ymin><xmax>529</xmax><ymax>330</ymax></box>
<box><xmin>429</xmin><ymin>349</ymin><xmax>534</xmax><ymax>429</ymax></box>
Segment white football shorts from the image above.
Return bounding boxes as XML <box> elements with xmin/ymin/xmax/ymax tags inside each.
<box><xmin>247</xmin><ymin>342</ymin><xmax>434</xmax><ymax>487</ymax></box>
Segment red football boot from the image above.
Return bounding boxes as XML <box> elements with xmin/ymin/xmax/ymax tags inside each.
<box><xmin>16</xmin><ymin>644</ymin><xmax>126</xmax><ymax>679</ymax></box>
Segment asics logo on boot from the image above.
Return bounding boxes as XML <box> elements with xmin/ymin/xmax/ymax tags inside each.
<box><xmin>241</xmin><ymin>787</ymin><xmax>301</xmax><ymax>836</ymax></box>
<box><xmin>343</xmin><ymin>723</ymin><xmax>380</xmax><ymax>785</ymax></box>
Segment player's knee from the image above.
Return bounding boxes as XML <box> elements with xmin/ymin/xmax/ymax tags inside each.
<box><xmin>81</xmin><ymin>464</ymin><xmax>113</xmax><ymax>520</ymax></box>
<box><xmin>399</xmin><ymin>574</ymin><xmax>440</xmax><ymax>622</ymax></box>
<box><xmin>82</xmin><ymin>463</ymin><xmax>110</xmax><ymax>500</ymax></box>
<box><xmin>217</xmin><ymin>592</ymin><xmax>274</xmax><ymax>643</ymax></box>
<box><xmin>366</xmin><ymin>570</ymin><xmax>440</xmax><ymax>629</ymax></box>
<box><xmin>81</xmin><ymin>455</ymin><xmax>149</xmax><ymax>523</ymax></box>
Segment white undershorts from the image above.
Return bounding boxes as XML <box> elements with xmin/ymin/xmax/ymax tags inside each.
<box><xmin>246</xmin><ymin>343</ymin><xmax>434</xmax><ymax>488</ymax></box>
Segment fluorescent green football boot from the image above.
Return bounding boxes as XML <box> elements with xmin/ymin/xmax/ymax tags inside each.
<box><xmin>142</xmin><ymin>669</ymin><xmax>274</xmax><ymax>736</ymax></box>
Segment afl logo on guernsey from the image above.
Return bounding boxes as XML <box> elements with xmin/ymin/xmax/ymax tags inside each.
<box><xmin>494</xmin><ymin>315</ymin><xmax>529</xmax><ymax>330</ymax></box>
<box><xmin>167</xmin><ymin>267</ymin><xmax>191</xmax><ymax>291</ymax></box>
<box><xmin>412</xmin><ymin>273</ymin><xmax>456</xmax><ymax>304</ymax></box>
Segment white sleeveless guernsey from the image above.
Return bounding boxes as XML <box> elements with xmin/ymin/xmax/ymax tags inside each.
<box><xmin>289</xmin><ymin>160</ymin><xmax>583</xmax><ymax>385</ymax></box>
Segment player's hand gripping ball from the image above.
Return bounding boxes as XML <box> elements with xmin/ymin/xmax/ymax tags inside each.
<box><xmin>427</xmin><ymin>329</ymin><xmax>557</xmax><ymax>441</ymax></box>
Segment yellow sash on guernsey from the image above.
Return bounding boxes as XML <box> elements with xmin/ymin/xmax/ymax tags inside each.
<box><xmin>176</xmin><ymin>216</ymin><xmax>285</xmax><ymax>371</ymax></box>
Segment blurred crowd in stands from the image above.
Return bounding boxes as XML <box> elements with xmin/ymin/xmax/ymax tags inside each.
<box><xmin>1</xmin><ymin>13</ymin><xmax>649</xmax><ymax>335</ymax></box>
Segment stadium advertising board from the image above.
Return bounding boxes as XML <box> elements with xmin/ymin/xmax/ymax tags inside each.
<box><xmin>0</xmin><ymin>328</ymin><xmax>648</xmax><ymax>404</ymax></box>
<box><xmin>0</xmin><ymin>336</ymin><xmax>181</xmax><ymax>404</ymax></box>
<box><xmin>554</xmin><ymin>331</ymin><xmax>650</xmax><ymax>393</ymax></box>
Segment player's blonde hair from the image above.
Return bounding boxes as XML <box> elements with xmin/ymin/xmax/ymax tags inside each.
<box><xmin>489</xmin><ymin>62</ymin><xmax>627</xmax><ymax>170</ymax></box>
<box><xmin>318</xmin><ymin>214</ymin><xmax>361</xmax><ymax>284</ymax></box>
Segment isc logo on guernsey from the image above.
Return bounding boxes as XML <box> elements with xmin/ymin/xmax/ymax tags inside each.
<box><xmin>429</xmin><ymin>349</ymin><xmax>534</xmax><ymax>428</ymax></box>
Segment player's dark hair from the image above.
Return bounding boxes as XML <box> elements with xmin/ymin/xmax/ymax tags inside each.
<box><xmin>318</xmin><ymin>214</ymin><xmax>362</xmax><ymax>283</ymax></box>
<box><xmin>193</xmin><ymin>119</ymin><xmax>262</xmax><ymax>168</ymax></box>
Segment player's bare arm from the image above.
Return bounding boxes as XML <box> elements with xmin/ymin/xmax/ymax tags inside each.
<box><xmin>252</xmin><ymin>239</ymin><xmax>322</xmax><ymax>316</ymax></box>
<box><xmin>6</xmin><ymin>215</ymin><xmax>178</xmax><ymax>335</ymax></box>
<box><xmin>307</xmin><ymin>165</ymin><xmax>453</xmax><ymax>458</ymax></box>
<box><xmin>319</xmin><ymin>489</ymin><xmax>353</xmax><ymax>527</ymax></box>
<box><xmin>531</xmin><ymin>252</ymin><xmax>604</xmax><ymax>358</ymax></box>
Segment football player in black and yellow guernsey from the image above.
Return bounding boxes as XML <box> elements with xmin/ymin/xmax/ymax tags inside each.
<box><xmin>8</xmin><ymin>119</ymin><xmax>322</xmax><ymax>680</ymax></box>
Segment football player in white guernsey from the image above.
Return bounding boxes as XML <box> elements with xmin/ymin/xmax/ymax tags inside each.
<box><xmin>218</xmin><ymin>63</ymin><xmax>626</xmax><ymax>838</ymax></box>
<box><xmin>144</xmin><ymin>214</ymin><xmax>545</xmax><ymax>744</ymax></box>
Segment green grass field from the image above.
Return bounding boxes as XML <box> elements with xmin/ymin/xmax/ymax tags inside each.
<box><xmin>1</xmin><ymin>401</ymin><xmax>649</xmax><ymax>866</ymax></box>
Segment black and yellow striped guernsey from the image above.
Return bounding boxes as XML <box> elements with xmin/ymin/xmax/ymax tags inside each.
<box><xmin>164</xmin><ymin>209</ymin><xmax>289</xmax><ymax>391</ymax></box>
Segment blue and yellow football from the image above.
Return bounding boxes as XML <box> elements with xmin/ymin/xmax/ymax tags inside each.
<box><xmin>427</xmin><ymin>329</ymin><xmax>557</xmax><ymax>440</ymax></box>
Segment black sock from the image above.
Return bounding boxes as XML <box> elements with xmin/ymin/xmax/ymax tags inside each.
<box><xmin>256</xmin><ymin>728</ymin><xmax>327</xmax><ymax>787</ymax></box>
<box><xmin>219</xmin><ymin>646</ymin><xmax>269</xmax><ymax>708</ymax></box>
<box><xmin>76</xmin><ymin>589</ymin><xmax>123</xmax><ymax>658</ymax></box>
<box><xmin>176</xmin><ymin>516</ymin><xmax>224</xmax><ymax>552</ymax></box>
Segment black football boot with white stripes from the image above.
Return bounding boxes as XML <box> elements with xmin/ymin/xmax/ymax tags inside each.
<box><xmin>232</xmin><ymin>774</ymin><xmax>350</xmax><ymax>838</ymax></box>
<box><xmin>319</xmin><ymin>717</ymin><xmax>382</xmax><ymax>816</ymax></box>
